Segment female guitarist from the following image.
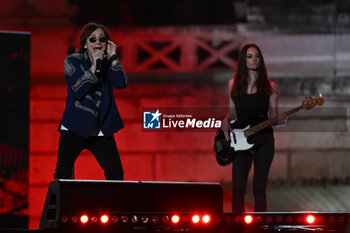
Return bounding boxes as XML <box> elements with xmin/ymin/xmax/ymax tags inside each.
<box><xmin>221</xmin><ymin>44</ymin><xmax>286</xmax><ymax>213</ymax></box>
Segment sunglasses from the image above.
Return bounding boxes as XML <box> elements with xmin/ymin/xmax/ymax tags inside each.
<box><xmin>88</xmin><ymin>37</ymin><xmax>107</xmax><ymax>43</ymax></box>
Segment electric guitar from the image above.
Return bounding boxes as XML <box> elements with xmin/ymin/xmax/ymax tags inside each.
<box><xmin>214</xmin><ymin>96</ymin><xmax>324</xmax><ymax>166</ymax></box>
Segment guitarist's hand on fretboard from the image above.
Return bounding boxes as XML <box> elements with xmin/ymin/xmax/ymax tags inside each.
<box><xmin>274</xmin><ymin>113</ymin><xmax>288</xmax><ymax>127</ymax></box>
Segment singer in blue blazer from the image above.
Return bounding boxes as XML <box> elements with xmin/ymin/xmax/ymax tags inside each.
<box><xmin>60</xmin><ymin>51</ymin><xmax>127</xmax><ymax>138</ymax></box>
<box><xmin>54</xmin><ymin>23</ymin><xmax>128</xmax><ymax>180</ymax></box>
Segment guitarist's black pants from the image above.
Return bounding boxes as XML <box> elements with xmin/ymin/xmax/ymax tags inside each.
<box><xmin>232</xmin><ymin>132</ymin><xmax>274</xmax><ymax>213</ymax></box>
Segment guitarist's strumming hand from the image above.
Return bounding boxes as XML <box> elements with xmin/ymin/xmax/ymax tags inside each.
<box><xmin>221</xmin><ymin>118</ymin><xmax>233</xmax><ymax>142</ymax></box>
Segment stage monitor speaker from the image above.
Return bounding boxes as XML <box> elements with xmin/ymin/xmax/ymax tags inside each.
<box><xmin>39</xmin><ymin>180</ymin><xmax>141</xmax><ymax>229</ymax></box>
<box><xmin>39</xmin><ymin>180</ymin><xmax>223</xmax><ymax>230</ymax></box>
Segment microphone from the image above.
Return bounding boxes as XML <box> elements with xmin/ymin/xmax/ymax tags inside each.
<box><xmin>96</xmin><ymin>58</ymin><xmax>102</xmax><ymax>73</ymax></box>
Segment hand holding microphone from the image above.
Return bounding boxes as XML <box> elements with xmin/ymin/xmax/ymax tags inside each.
<box><xmin>93</xmin><ymin>48</ymin><xmax>105</xmax><ymax>73</ymax></box>
<box><xmin>91</xmin><ymin>40</ymin><xmax>118</xmax><ymax>74</ymax></box>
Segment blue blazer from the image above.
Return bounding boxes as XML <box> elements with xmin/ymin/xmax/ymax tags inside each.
<box><xmin>59</xmin><ymin>51</ymin><xmax>128</xmax><ymax>138</ymax></box>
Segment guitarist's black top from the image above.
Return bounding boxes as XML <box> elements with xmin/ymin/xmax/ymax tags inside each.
<box><xmin>234</xmin><ymin>92</ymin><xmax>273</xmax><ymax>144</ymax></box>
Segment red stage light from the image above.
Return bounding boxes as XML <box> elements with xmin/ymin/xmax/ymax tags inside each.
<box><xmin>266</xmin><ymin>216</ymin><xmax>273</xmax><ymax>223</ymax></box>
<box><xmin>297</xmin><ymin>216</ymin><xmax>303</xmax><ymax>223</ymax></box>
<box><xmin>111</xmin><ymin>216</ymin><xmax>118</xmax><ymax>223</ymax></box>
<box><xmin>224</xmin><ymin>216</ymin><xmax>232</xmax><ymax>223</ymax></box>
<box><xmin>91</xmin><ymin>216</ymin><xmax>98</xmax><ymax>223</ymax></box>
<box><xmin>338</xmin><ymin>216</ymin><xmax>345</xmax><ymax>223</ymax></box>
<box><xmin>276</xmin><ymin>216</ymin><xmax>283</xmax><ymax>223</ymax></box>
<box><xmin>100</xmin><ymin>215</ymin><xmax>109</xmax><ymax>224</ymax></box>
<box><xmin>80</xmin><ymin>215</ymin><xmax>88</xmax><ymax>224</ymax></box>
<box><xmin>71</xmin><ymin>216</ymin><xmax>78</xmax><ymax>223</ymax></box>
<box><xmin>202</xmin><ymin>215</ymin><xmax>211</xmax><ymax>224</ymax></box>
<box><xmin>306</xmin><ymin>215</ymin><xmax>315</xmax><ymax>224</ymax></box>
<box><xmin>171</xmin><ymin>215</ymin><xmax>180</xmax><ymax>224</ymax></box>
<box><xmin>141</xmin><ymin>216</ymin><xmax>149</xmax><ymax>223</ymax></box>
<box><xmin>244</xmin><ymin>215</ymin><xmax>253</xmax><ymax>224</ymax></box>
<box><xmin>286</xmin><ymin>216</ymin><xmax>294</xmax><ymax>223</ymax></box>
<box><xmin>328</xmin><ymin>216</ymin><xmax>335</xmax><ymax>223</ymax></box>
<box><xmin>162</xmin><ymin>216</ymin><xmax>169</xmax><ymax>223</ymax></box>
<box><xmin>235</xmin><ymin>216</ymin><xmax>243</xmax><ymax>223</ymax></box>
<box><xmin>121</xmin><ymin>216</ymin><xmax>128</xmax><ymax>223</ymax></box>
<box><xmin>255</xmin><ymin>216</ymin><xmax>262</xmax><ymax>223</ymax></box>
<box><xmin>61</xmin><ymin>216</ymin><xmax>68</xmax><ymax>223</ymax></box>
<box><xmin>318</xmin><ymin>216</ymin><xmax>325</xmax><ymax>223</ymax></box>
<box><xmin>192</xmin><ymin>215</ymin><xmax>200</xmax><ymax>223</ymax></box>
<box><xmin>182</xmin><ymin>216</ymin><xmax>190</xmax><ymax>223</ymax></box>
<box><xmin>132</xmin><ymin>215</ymin><xmax>138</xmax><ymax>223</ymax></box>
<box><xmin>215</xmin><ymin>216</ymin><xmax>222</xmax><ymax>223</ymax></box>
<box><xmin>152</xmin><ymin>216</ymin><xmax>159</xmax><ymax>223</ymax></box>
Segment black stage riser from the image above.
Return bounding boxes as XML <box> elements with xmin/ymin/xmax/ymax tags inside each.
<box><xmin>39</xmin><ymin>180</ymin><xmax>223</xmax><ymax>230</ymax></box>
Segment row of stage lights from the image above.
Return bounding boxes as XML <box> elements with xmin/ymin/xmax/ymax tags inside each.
<box><xmin>60</xmin><ymin>213</ymin><xmax>349</xmax><ymax>226</ymax></box>
<box><xmin>231</xmin><ymin>214</ymin><xmax>348</xmax><ymax>225</ymax></box>
<box><xmin>61</xmin><ymin>214</ymin><xmax>212</xmax><ymax>225</ymax></box>
<box><xmin>241</xmin><ymin>214</ymin><xmax>317</xmax><ymax>225</ymax></box>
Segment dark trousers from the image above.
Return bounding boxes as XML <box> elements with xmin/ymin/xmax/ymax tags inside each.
<box><xmin>232</xmin><ymin>133</ymin><xmax>274</xmax><ymax>213</ymax></box>
<box><xmin>54</xmin><ymin>130</ymin><xmax>124</xmax><ymax>180</ymax></box>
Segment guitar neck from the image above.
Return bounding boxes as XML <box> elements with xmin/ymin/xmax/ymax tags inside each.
<box><xmin>244</xmin><ymin>106</ymin><xmax>303</xmax><ymax>137</ymax></box>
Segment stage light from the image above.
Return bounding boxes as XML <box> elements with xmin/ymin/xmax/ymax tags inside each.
<box><xmin>202</xmin><ymin>215</ymin><xmax>211</xmax><ymax>224</ymax></box>
<box><xmin>141</xmin><ymin>216</ymin><xmax>149</xmax><ymax>223</ymax></box>
<box><xmin>100</xmin><ymin>215</ymin><xmax>109</xmax><ymax>224</ymax></box>
<box><xmin>132</xmin><ymin>215</ymin><xmax>138</xmax><ymax>223</ymax></box>
<box><xmin>152</xmin><ymin>216</ymin><xmax>159</xmax><ymax>223</ymax></box>
<box><xmin>235</xmin><ymin>216</ymin><xmax>242</xmax><ymax>223</ymax></box>
<box><xmin>162</xmin><ymin>216</ymin><xmax>170</xmax><ymax>223</ymax></box>
<box><xmin>192</xmin><ymin>215</ymin><xmax>200</xmax><ymax>223</ymax></box>
<box><xmin>71</xmin><ymin>216</ymin><xmax>78</xmax><ymax>223</ymax></box>
<box><xmin>91</xmin><ymin>216</ymin><xmax>98</xmax><ymax>223</ymax></box>
<box><xmin>276</xmin><ymin>216</ymin><xmax>283</xmax><ymax>223</ymax></box>
<box><xmin>182</xmin><ymin>216</ymin><xmax>190</xmax><ymax>223</ymax></box>
<box><xmin>244</xmin><ymin>215</ymin><xmax>253</xmax><ymax>224</ymax></box>
<box><xmin>121</xmin><ymin>216</ymin><xmax>128</xmax><ymax>223</ymax></box>
<box><xmin>306</xmin><ymin>215</ymin><xmax>315</xmax><ymax>224</ymax></box>
<box><xmin>80</xmin><ymin>215</ymin><xmax>88</xmax><ymax>224</ymax></box>
<box><xmin>255</xmin><ymin>216</ymin><xmax>262</xmax><ymax>223</ymax></box>
<box><xmin>111</xmin><ymin>216</ymin><xmax>118</xmax><ymax>223</ymax></box>
<box><xmin>328</xmin><ymin>216</ymin><xmax>335</xmax><ymax>223</ymax></box>
<box><xmin>318</xmin><ymin>216</ymin><xmax>324</xmax><ymax>223</ymax></box>
<box><xmin>297</xmin><ymin>216</ymin><xmax>303</xmax><ymax>223</ymax></box>
<box><xmin>61</xmin><ymin>216</ymin><xmax>68</xmax><ymax>223</ymax></box>
<box><xmin>171</xmin><ymin>215</ymin><xmax>180</xmax><ymax>224</ymax></box>
<box><xmin>224</xmin><ymin>216</ymin><xmax>232</xmax><ymax>223</ymax></box>
<box><xmin>215</xmin><ymin>216</ymin><xmax>222</xmax><ymax>223</ymax></box>
<box><xmin>266</xmin><ymin>216</ymin><xmax>273</xmax><ymax>223</ymax></box>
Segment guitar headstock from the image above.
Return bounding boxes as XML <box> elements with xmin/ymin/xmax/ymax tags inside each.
<box><xmin>302</xmin><ymin>95</ymin><xmax>324</xmax><ymax>110</ymax></box>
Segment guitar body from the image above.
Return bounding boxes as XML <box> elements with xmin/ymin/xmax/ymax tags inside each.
<box><xmin>230</xmin><ymin>125</ymin><xmax>254</xmax><ymax>151</ymax></box>
<box><xmin>214</xmin><ymin>129</ymin><xmax>234</xmax><ymax>166</ymax></box>
<box><xmin>214</xmin><ymin>125</ymin><xmax>254</xmax><ymax>166</ymax></box>
<box><xmin>214</xmin><ymin>96</ymin><xmax>324</xmax><ymax>166</ymax></box>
